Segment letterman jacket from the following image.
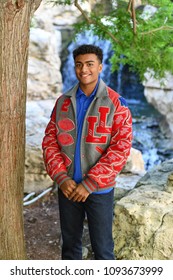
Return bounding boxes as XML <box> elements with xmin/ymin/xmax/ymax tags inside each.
<box><xmin>42</xmin><ymin>79</ymin><xmax>132</xmax><ymax>193</ymax></box>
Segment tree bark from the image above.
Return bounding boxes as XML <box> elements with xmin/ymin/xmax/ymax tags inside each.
<box><xmin>0</xmin><ymin>0</ymin><xmax>41</xmax><ymax>260</ymax></box>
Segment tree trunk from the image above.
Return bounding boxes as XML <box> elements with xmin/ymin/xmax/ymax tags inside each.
<box><xmin>0</xmin><ymin>0</ymin><xmax>41</xmax><ymax>260</ymax></box>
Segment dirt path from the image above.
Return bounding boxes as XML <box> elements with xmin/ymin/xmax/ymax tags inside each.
<box><xmin>24</xmin><ymin>191</ymin><xmax>61</xmax><ymax>260</ymax></box>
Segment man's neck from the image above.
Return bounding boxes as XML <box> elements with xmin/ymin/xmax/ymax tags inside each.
<box><xmin>79</xmin><ymin>82</ymin><xmax>98</xmax><ymax>97</ymax></box>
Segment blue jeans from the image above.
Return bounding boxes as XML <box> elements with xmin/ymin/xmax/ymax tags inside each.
<box><xmin>58</xmin><ymin>188</ymin><xmax>115</xmax><ymax>260</ymax></box>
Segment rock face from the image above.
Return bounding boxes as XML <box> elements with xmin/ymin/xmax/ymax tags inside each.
<box><xmin>144</xmin><ymin>72</ymin><xmax>173</xmax><ymax>139</ymax></box>
<box><xmin>28</xmin><ymin>4</ymin><xmax>63</xmax><ymax>100</ymax></box>
<box><xmin>113</xmin><ymin>159</ymin><xmax>173</xmax><ymax>260</ymax></box>
<box><xmin>28</xmin><ymin>27</ymin><xmax>62</xmax><ymax>100</ymax></box>
<box><xmin>25</xmin><ymin>99</ymin><xmax>56</xmax><ymax>192</ymax></box>
<box><xmin>27</xmin><ymin>1</ymin><xmax>81</xmax><ymax>101</ymax></box>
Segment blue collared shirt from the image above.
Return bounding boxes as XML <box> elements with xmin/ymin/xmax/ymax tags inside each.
<box><xmin>73</xmin><ymin>78</ymin><xmax>113</xmax><ymax>194</ymax></box>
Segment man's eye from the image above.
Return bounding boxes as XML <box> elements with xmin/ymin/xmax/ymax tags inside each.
<box><xmin>88</xmin><ymin>63</ymin><xmax>93</xmax><ymax>67</ymax></box>
<box><xmin>75</xmin><ymin>64</ymin><xmax>81</xmax><ymax>68</ymax></box>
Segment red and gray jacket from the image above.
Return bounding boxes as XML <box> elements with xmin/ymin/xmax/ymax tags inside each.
<box><xmin>42</xmin><ymin>79</ymin><xmax>133</xmax><ymax>193</ymax></box>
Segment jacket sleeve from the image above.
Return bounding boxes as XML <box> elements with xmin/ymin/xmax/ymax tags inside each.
<box><xmin>42</xmin><ymin>101</ymin><xmax>71</xmax><ymax>186</ymax></box>
<box><xmin>82</xmin><ymin>98</ymin><xmax>133</xmax><ymax>193</ymax></box>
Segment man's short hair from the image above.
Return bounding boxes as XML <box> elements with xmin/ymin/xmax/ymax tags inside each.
<box><xmin>73</xmin><ymin>44</ymin><xmax>103</xmax><ymax>63</ymax></box>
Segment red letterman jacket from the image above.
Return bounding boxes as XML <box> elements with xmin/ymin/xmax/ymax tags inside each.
<box><xmin>42</xmin><ymin>79</ymin><xmax>133</xmax><ymax>193</ymax></box>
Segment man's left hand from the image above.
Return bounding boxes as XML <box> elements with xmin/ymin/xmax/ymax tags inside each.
<box><xmin>68</xmin><ymin>183</ymin><xmax>90</xmax><ymax>202</ymax></box>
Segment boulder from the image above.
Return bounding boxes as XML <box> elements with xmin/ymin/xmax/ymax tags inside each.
<box><xmin>113</xmin><ymin>158</ymin><xmax>173</xmax><ymax>260</ymax></box>
<box><xmin>143</xmin><ymin>72</ymin><xmax>173</xmax><ymax>139</ymax></box>
<box><xmin>122</xmin><ymin>147</ymin><xmax>145</xmax><ymax>176</ymax></box>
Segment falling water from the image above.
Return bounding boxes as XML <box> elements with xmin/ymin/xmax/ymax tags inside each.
<box><xmin>116</xmin><ymin>59</ymin><xmax>124</xmax><ymax>94</ymax></box>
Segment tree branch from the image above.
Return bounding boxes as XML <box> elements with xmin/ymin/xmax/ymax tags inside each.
<box><xmin>31</xmin><ymin>0</ymin><xmax>42</xmax><ymax>13</ymax></box>
<box><xmin>128</xmin><ymin>0</ymin><xmax>137</xmax><ymax>34</ymax></box>
<box><xmin>141</xmin><ymin>25</ymin><xmax>173</xmax><ymax>35</ymax></box>
<box><xmin>127</xmin><ymin>0</ymin><xmax>132</xmax><ymax>16</ymax></box>
<box><xmin>74</xmin><ymin>0</ymin><xmax>92</xmax><ymax>24</ymax></box>
<box><xmin>74</xmin><ymin>0</ymin><xmax>121</xmax><ymax>45</ymax></box>
<box><xmin>132</xmin><ymin>0</ymin><xmax>136</xmax><ymax>34</ymax></box>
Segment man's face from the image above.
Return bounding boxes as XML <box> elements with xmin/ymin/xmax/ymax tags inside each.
<box><xmin>74</xmin><ymin>53</ymin><xmax>103</xmax><ymax>87</ymax></box>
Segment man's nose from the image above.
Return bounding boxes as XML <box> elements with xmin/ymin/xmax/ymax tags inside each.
<box><xmin>81</xmin><ymin>64</ymin><xmax>88</xmax><ymax>71</ymax></box>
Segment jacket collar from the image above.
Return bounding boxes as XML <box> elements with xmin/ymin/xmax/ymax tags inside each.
<box><xmin>64</xmin><ymin>79</ymin><xmax>108</xmax><ymax>99</ymax></box>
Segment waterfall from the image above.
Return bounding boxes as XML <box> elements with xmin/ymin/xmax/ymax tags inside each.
<box><xmin>116</xmin><ymin>55</ymin><xmax>124</xmax><ymax>94</ymax></box>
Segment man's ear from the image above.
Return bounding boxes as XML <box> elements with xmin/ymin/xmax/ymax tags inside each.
<box><xmin>99</xmin><ymin>63</ymin><xmax>103</xmax><ymax>73</ymax></box>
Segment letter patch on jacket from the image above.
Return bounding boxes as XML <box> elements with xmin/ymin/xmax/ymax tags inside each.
<box><xmin>61</xmin><ymin>98</ymin><xmax>71</xmax><ymax>112</ymax></box>
<box><xmin>86</xmin><ymin>107</ymin><xmax>111</xmax><ymax>144</ymax></box>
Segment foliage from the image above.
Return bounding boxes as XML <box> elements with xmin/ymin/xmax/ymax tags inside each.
<box><xmin>49</xmin><ymin>0</ymin><xmax>173</xmax><ymax>81</ymax></box>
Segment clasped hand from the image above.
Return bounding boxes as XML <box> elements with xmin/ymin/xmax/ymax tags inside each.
<box><xmin>60</xmin><ymin>179</ymin><xmax>90</xmax><ymax>202</ymax></box>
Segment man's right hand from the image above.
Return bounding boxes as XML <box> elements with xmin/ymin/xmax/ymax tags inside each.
<box><xmin>60</xmin><ymin>179</ymin><xmax>77</xmax><ymax>198</ymax></box>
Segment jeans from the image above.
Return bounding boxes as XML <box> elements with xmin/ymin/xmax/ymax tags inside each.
<box><xmin>58</xmin><ymin>188</ymin><xmax>115</xmax><ymax>260</ymax></box>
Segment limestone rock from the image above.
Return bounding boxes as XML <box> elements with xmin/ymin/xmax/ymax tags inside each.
<box><xmin>122</xmin><ymin>147</ymin><xmax>146</xmax><ymax>175</ymax></box>
<box><xmin>28</xmin><ymin>27</ymin><xmax>62</xmax><ymax>100</ymax></box>
<box><xmin>25</xmin><ymin>99</ymin><xmax>57</xmax><ymax>192</ymax></box>
<box><xmin>164</xmin><ymin>173</ymin><xmax>173</xmax><ymax>193</ymax></box>
<box><xmin>113</xmin><ymin>159</ymin><xmax>173</xmax><ymax>260</ymax></box>
<box><xmin>25</xmin><ymin>147</ymin><xmax>52</xmax><ymax>193</ymax></box>
<box><xmin>114</xmin><ymin>148</ymin><xmax>146</xmax><ymax>200</ymax></box>
<box><xmin>143</xmin><ymin>72</ymin><xmax>173</xmax><ymax>139</ymax></box>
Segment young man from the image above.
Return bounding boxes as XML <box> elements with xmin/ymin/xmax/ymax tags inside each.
<box><xmin>42</xmin><ymin>44</ymin><xmax>132</xmax><ymax>260</ymax></box>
